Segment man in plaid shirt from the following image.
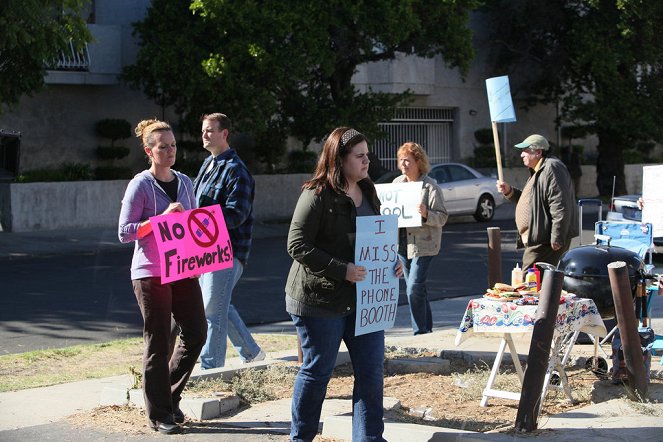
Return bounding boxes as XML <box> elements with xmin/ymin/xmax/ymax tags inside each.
<box><xmin>194</xmin><ymin>113</ymin><xmax>265</xmax><ymax>369</ymax></box>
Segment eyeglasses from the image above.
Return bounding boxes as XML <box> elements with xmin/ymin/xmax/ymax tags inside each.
<box><xmin>524</xmin><ymin>147</ymin><xmax>539</xmax><ymax>154</ymax></box>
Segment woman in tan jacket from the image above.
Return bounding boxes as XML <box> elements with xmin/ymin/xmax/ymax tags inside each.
<box><xmin>392</xmin><ymin>142</ymin><xmax>448</xmax><ymax>334</ymax></box>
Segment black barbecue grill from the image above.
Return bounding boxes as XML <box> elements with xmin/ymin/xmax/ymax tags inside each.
<box><xmin>557</xmin><ymin>244</ymin><xmax>645</xmax><ymax>319</ymax></box>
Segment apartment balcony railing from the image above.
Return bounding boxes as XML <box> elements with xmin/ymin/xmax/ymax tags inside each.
<box><xmin>49</xmin><ymin>40</ymin><xmax>90</xmax><ymax>71</ymax></box>
<box><xmin>45</xmin><ymin>24</ymin><xmax>121</xmax><ymax>85</ymax></box>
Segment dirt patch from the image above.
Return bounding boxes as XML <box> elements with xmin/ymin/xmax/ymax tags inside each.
<box><xmin>68</xmin><ymin>351</ymin><xmax>653</xmax><ymax>439</ymax></box>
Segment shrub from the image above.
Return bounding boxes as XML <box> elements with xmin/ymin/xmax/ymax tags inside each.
<box><xmin>95</xmin><ymin>119</ymin><xmax>131</xmax><ymax>147</ymax></box>
<box><xmin>286</xmin><ymin>150</ymin><xmax>318</xmax><ymax>173</ymax></box>
<box><xmin>474</xmin><ymin>128</ymin><xmax>493</xmax><ymax>145</ymax></box>
<box><xmin>94</xmin><ymin>166</ymin><xmax>134</xmax><ymax>180</ymax></box>
<box><xmin>18</xmin><ymin>163</ymin><xmax>92</xmax><ymax>182</ymax></box>
<box><xmin>96</xmin><ymin>146</ymin><xmax>131</xmax><ymax>160</ymax></box>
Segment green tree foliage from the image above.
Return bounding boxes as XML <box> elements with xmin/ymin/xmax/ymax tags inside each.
<box><xmin>0</xmin><ymin>0</ymin><xmax>91</xmax><ymax>112</ymax></box>
<box><xmin>123</xmin><ymin>0</ymin><xmax>477</xmax><ymax>171</ymax></box>
<box><xmin>482</xmin><ymin>0</ymin><xmax>663</xmax><ymax>196</ymax></box>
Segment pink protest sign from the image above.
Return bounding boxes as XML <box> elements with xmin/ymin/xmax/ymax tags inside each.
<box><xmin>149</xmin><ymin>204</ymin><xmax>233</xmax><ymax>283</ymax></box>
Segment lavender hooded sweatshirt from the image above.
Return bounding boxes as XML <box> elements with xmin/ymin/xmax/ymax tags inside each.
<box><xmin>118</xmin><ymin>169</ymin><xmax>196</xmax><ymax>280</ymax></box>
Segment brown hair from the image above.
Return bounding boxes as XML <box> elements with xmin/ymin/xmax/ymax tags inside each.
<box><xmin>135</xmin><ymin>118</ymin><xmax>172</xmax><ymax>164</ymax></box>
<box><xmin>134</xmin><ymin>118</ymin><xmax>172</xmax><ymax>148</ymax></box>
<box><xmin>304</xmin><ymin>127</ymin><xmax>368</xmax><ymax>194</ymax></box>
<box><xmin>397</xmin><ymin>141</ymin><xmax>431</xmax><ymax>175</ymax></box>
<box><xmin>201</xmin><ymin>113</ymin><xmax>232</xmax><ymax>132</ymax></box>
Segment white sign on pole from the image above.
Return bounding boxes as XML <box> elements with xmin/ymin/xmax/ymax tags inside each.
<box><xmin>354</xmin><ymin>215</ymin><xmax>399</xmax><ymax>336</ymax></box>
<box><xmin>642</xmin><ymin>164</ymin><xmax>663</xmax><ymax>239</ymax></box>
<box><xmin>486</xmin><ymin>76</ymin><xmax>516</xmax><ymax>123</ymax></box>
<box><xmin>375</xmin><ymin>181</ymin><xmax>423</xmax><ymax>227</ymax></box>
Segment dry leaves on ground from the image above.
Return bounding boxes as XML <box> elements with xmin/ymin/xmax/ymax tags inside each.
<box><xmin>69</xmin><ymin>354</ymin><xmax>662</xmax><ymax>438</ymax></box>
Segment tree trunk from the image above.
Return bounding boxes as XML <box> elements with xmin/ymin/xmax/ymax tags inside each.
<box><xmin>595</xmin><ymin>128</ymin><xmax>627</xmax><ymax>197</ymax></box>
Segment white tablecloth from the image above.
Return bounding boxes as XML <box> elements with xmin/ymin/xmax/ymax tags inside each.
<box><xmin>455</xmin><ymin>297</ymin><xmax>607</xmax><ymax>346</ymax></box>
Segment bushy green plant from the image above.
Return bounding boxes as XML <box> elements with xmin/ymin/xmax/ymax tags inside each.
<box><xmin>472</xmin><ymin>145</ymin><xmax>497</xmax><ymax>168</ymax></box>
<box><xmin>95</xmin><ymin>119</ymin><xmax>131</xmax><ymax>147</ymax></box>
<box><xmin>94</xmin><ymin>166</ymin><xmax>133</xmax><ymax>180</ymax></box>
<box><xmin>17</xmin><ymin>163</ymin><xmax>92</xmax><ymax>182</ymax></box>
<box><xmin>473</xmin><ymin>128</ymin><xmax>493</xmax><ymax>145</ymax></box>
<box><xmin>286</xmin><ymin>150</ymin><xmax>318</xmax><ymax>174</ymax></box>
<box><xmin>623</xmin><ymin>149</ymin><xmax>646</xmax><ymax>164</ymax></box>
<box><xmin>96</xmin><ymin>146</ymin><xmax>131</xmax><ymax>160</ymax></box>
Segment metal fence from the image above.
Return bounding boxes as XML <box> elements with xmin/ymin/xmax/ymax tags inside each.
<box><xmin>374</xmin><ymin>107</ymin><xmax>454</xmax><ymax>171</ymax></box>
<box><xmin>49</xmin><ymin>40</ymin><xmax>90</xmax><ymax>71</ymax></box>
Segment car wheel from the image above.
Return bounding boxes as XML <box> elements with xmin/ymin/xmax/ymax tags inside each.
<box><xmin>473</xmin><ymin>194</ymin><xmax>495</xmax><ymax>222</ymax></box>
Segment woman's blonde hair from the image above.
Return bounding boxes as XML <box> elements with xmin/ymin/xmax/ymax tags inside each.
<box><xmin>134</xmin><ymin>118</ymin><xmax>172</xmax><ymax>148</ymax></box>
<box><xmin>397</xmin><ymin>142</ymin><xmax>431</xmax><ymax>175</ymax></box>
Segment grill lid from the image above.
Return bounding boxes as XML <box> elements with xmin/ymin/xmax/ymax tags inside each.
<box><xmin>557</xmin><ymin>245</ymin><xmax>643</xmax><ymax>279</ymax></box>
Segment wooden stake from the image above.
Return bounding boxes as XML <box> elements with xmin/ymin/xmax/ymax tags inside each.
<box><xmin>608</xmin><ymin>261</ymin><xmax>648</xmax><ymax>398</ymax></box>
<box><xmin>487</xmin><ymin>227</ymin><xmax>502</xmax><ymax>288</ymax></box>
<box><xmin>514</xmin><ymin>269</ymin><xmax>564</xmax><ymax>432</ymax></box>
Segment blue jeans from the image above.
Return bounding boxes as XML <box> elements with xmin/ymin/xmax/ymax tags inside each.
<box><xmin>290</xmin><ymin>313</ymin><xmax>385</xmax><ymax>442</ymax></box>
<box><xmin>199</xmin><ymin>259</ymin><xmax>261</xmax><ymax>369</ymax></box>
<box><xmin>398</xmin><ymin>254</ymin><xmax>434</xmax><ymax>335</ymax></box>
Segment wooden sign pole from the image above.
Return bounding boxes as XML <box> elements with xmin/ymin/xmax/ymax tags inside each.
<box><xmin>492</xmin><ymin>121</ymin><xmax>504</xmax><ymax>182</ymax></box>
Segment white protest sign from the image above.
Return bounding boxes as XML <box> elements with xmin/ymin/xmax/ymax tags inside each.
<box><xmin>485</xmin><ymin>75</ymin><xmax>516</xmax><ymax>123</ymax></box>
<box><xmin>354</xmin><ymin>215</ymin><xmax>399</xmax><ymax>336</ymax></box>
<box><xmin>375</xmin><ymin>181</ymin><xmax>423</xmax><ymax>227</ymax></box>
<box><xmin>642</xmin><ymin>164</ymin><xmax>663</xmax><ymax>239</ymax></box>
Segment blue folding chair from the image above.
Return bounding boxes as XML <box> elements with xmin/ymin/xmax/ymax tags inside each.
<box><xmin>594</xmin><ymin>221</ymin><xmax>663</xmax><ymax>367</ymax></box>
<box><xmin>594</xmin><ymin>221</ymin><xmax>654</xmax><ymax>265</ymax></box>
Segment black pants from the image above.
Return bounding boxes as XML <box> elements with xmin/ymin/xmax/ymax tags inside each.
<box><xmin>132</xmin><ymin>277</ymin><xmax>207</xmax><ymax>424</ymax></box>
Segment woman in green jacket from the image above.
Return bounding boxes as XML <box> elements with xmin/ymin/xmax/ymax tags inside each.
<box><xmin>285</xmin><ymin>127</ymin><xmax>401</xmax><ymax>442</ymax></box>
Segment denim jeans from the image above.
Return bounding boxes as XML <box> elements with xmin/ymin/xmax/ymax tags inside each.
<box><xmin>398</xmin><ymin>253</ymin><xmax>434</xmax><ymax>335</ymax></box>
<box><xmin>199</xmin><ymin>258</ymin><xmax>262</xmax><ymax>369</ymax></box>
<box><xmin>290</xmin><ymin>313</ymin><xmax>385</xmax><ymax>442</ymax></box>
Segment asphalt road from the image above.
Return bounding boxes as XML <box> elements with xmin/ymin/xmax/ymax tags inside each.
<box><xmin>4</xmin><ymin>203</ymin><xmax>602</xmax><ymax>355</ymax></box>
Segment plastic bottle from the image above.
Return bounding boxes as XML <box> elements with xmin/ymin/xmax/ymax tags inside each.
<box><xmin>511</xmin><ymin>263</ymin><xmax>523</xmax><ymax>287</ymax></box>
<box><xmin>526</xmin><ymin>268</ymin><xmax>538</xmax><ymax>292</ymax></box>
<box><xmin>532</xmin><ymin>264</ymin><xmax>541</xmax><ymax>292</ymax></box>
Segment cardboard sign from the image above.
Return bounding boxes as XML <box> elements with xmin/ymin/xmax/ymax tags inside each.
<box><xmin>642</xmin><ymin>164</ymin><xmax>663</xmax><ymax>239</ymax></box>
<box><xmin>354</xmin><ymin>215</ymin><xmax>399</xmax><ymax>336</ymax></box>
<box><xmin>150</xmin><ymin>204</ymin><xmax>233</xmax><ymax>283</ymax></box>
<box><xmin>486</xmin><ymin>75</ymin><xmax>516</xmax><ymax>123</ymax></box>
<box><xmin>375</xmin><ymin>182</ymin><xmax>423</xmax><ymax>227</ymax></box>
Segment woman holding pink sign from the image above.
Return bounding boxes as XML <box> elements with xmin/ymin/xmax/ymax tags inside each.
<box><xmin>118</xmin><ymin>119</ymin><xmax>206</xmax><ymax>435</ymax></box>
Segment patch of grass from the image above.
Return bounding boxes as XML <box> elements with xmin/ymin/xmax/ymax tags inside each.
<box><xmin>451</xmin><ymin>362</ymin><xmax>521</xmax><ymax>402</ymax></box>
<box><xmin>230</xmin><ymin>365</ymin><xmax>298</xmax><ymax>404</ymax></box>
<box><xmin>0</xmin><ymin>333</ymin><xmax>297</xmax><ymax>392</ymax></box>
<box><xmin>184</xmin><ymin>364</ymin><xmax>298</xmax><ymax>405</ymax></box>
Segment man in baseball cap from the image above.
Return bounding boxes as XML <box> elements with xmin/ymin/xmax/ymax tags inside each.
<box><xmin>496</xmin><ymin>134</ymin><xmax>578</xmax><ymax>271</ymax></box>
<box><xmin>514</xmin><ymin>134</ymin><xmax>550</xmax><ymax>150</ymax></box>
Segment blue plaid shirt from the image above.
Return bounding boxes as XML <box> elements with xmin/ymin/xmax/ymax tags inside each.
<box><xmin>193</xmin><ymin>149</ymin><xmax>255</xmax><ymax>265</ymax></box>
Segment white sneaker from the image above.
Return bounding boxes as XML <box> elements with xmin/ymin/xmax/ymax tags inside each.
<box><xmin>243</xmin><ymin>350</ymin><xmax>266</xmax><ymax>364</ymax></box>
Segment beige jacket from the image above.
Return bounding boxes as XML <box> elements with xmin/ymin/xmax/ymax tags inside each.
<box><xmin>393</xmin><ymin>174</ymin><xmax>448</xmax><ymax>258</ymax></box>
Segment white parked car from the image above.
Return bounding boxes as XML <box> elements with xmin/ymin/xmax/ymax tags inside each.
<box><xmin>376</xmin><ymin>163</ymin><xmax>505</xmax><ymax>222</ymax></box>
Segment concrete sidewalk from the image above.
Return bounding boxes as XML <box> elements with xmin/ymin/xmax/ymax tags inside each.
<box><xmin>1</xmin><ymin>292</ymin><xmax>662</xmax><ymax>441</ymax></box>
